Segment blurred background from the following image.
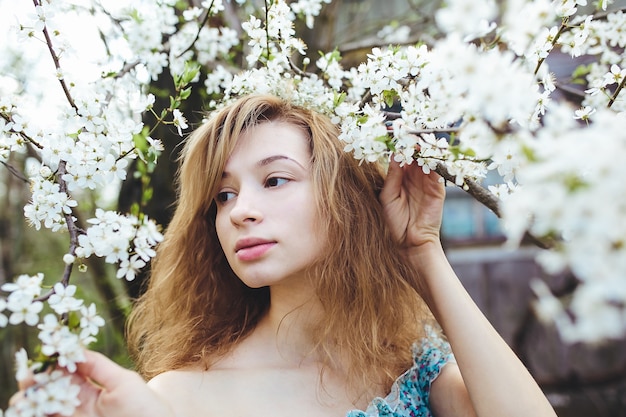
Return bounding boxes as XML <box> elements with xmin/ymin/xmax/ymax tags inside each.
<box><xmin>1</xmin><ymin>1</ymin><xmax>625</xmax><ymax>415</ymax></box>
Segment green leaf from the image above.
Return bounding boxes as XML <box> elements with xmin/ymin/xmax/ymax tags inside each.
<box><xmin>564</xmin><ymin>174</ymin><xmax>588</xmax><ymax>192</ymax></box>
<box><xmin>182</xmin><ymin>63</ymin><xmax>201</xmax><ymax>85</ymax></box>
<box><xmin>130</xmin><ymin>202</ymin><xmax>141</xmax><ymax>217</ymax></box>
<box><xmin>133</xmin><ymin>126</ymin><xmax>150</xmax><ymax>150</ymax></box>
<box><xmin>328</xmin><ymin>48</ymin><xmax>341</xmax><ymax>62</ymax></box>
<box><xmin>142</xmin><ymin>187</ymin><xmax>154</xmax><ymax>204</ymax></box>
<box><xmin>333</xmin><ymin>91</ymin><xmax>346</xmax><ymax>107</ymax></box>
<box><xmin>521</xmin><ymin>144</ymin><xmax>537</xmax><ymax>162</ymax></box>
<box><xmin>461</xmin><ymin>147</ymin><xmax>476</xmax><ymax>158</ymax></box>
<box><xmin>67</xmin><ymin>311</ymin><xmax>81</xmax><ymax>329</ymax></box>
<box><xmin>169</xmin><ymin>96</ymin><xmax>177</xmax><ymax>110</ymax></box>
<box><xmin>129</xmin><ymin>9</ymin><xmax>143</xmax><ymax>23</ymax></box>
<box><xmin>571</xmin><ymin>63</ymin><xmax>592</xmax><ymax>80</ymax></box>
<box><xmin>180</xmin><ymin>86</ymin><xmax>192</xmax><ymax>100</ymax></box>
<box><xmin>357</xmin><ymin>115</ymin><xmax>369</xmax><ymax>125</ymax></box>
<box><xmin>382</xmin><ymin>90</ymin><xmax>397</xmax><ymax>108</ymax></box>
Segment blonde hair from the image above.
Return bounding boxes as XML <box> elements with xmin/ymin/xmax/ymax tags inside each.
<box><xmin>127</xmin><ymin>94</ymin><xmax>435</xmax><ymax>392</ymax></box>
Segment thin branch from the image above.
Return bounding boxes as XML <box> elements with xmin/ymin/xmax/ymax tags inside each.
<box><xmin>608</xmin><ymin>74</ymin><xmax>626</xmax><ymax>108</ymax></box>
<box><xmin>176</xmin><ymin>1</ymin><xmax>214</xmax><ymax>59</ymax></box>
<box><xmin>288</xmin><ymin>57</ymin><xmax>309</xmax><ymax>77</ymax></box>
<box><xmin>434</xmin><ymin>162</ymin><xmax>552</xmax><ymax>249</ymax></box>
<box><xmin>435</xmin><ymin>162</ymin><xmax>501</xmax><ymax>216</ymax></box>
<box><xmin>34</xmin><ymin>289</ymin><xmax>54</xmax><ymax>303</ymax></box>
<box><xmin>114</xmin><ymin>60</ymin><xmax>141</xmax><ymax>79</ymax></box>
<box><xmin>0</xmin><ymin>113</ymin><xmax>44</xmax><ymax>149</ymax></box>
<box><xmin>34</xmin><ymin>0</ymin><xmax>78</xmax><ymax>111</ymax></box>
<box><xmin>592</xmin><ymin>6</ymin><xmax>626</xmax><ymax>21</ymax></box>
<box><xmin>359</xmin><ymin>90</ymin><xmax>372</xmax><ymax>108</ymax></box>
<box><xmin>28</xmin><ymin>1</ymin><xmax>82</xmax><ymax>291</ymax></box>
<box><xmin>554</xmin><ymin>81</ymin><xmax>586</xmax><ymax>99</ymax></box>
<box><xmin>56</xmin><ymin>161</ymin><xmax>79</xmax><ymax>287</ymax></box>
<box><xmin>534</xmin><ymin>18</ymin><xmax>569</xmax><ymax>76</ymax></box>
<box><xmin>0</xmin><ymin>161</ymin><xmax>30</xmax><ymax>184</ymax></box>
<box><xmin>411</xmin><ymin>127</ymin><xmax>460</xmax><ymax>136</ymax></box>
<box><xmin>264</xmin><ymin>0</ymin><xmax>271</xmax><ymax>63</ymax></box>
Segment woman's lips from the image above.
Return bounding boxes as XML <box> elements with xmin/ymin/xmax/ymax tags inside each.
<box><xmin>235</xmin><ymin>238</ymin><xmax>276</xmax><ymax>261</ymax></box>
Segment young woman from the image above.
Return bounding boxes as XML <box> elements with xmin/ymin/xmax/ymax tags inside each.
<box><xmin>14</xmin><ymin>94</ymin><xmax>556</xmax><ymax>417</ymax></box>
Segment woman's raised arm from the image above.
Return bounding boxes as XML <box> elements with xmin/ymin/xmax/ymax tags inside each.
<box><xmin>380</xmin><ymin>159</ymin><xmax>557</xmax><ymax>417</ymax></box>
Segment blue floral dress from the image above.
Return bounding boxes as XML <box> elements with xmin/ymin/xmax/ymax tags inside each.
<box><xmin>346</xmin><ymin>329</ymin><xmax>455</xmax><ymax>417</ymax></box>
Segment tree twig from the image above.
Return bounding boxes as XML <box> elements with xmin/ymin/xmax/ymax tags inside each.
<box><xmin>56</xmin><ymin>161</ymin><xmax>79</xmax><ymax>287</ymax></box>
<box><xmin>34</xmin><ymin>0</ymin><xmax>77</xmax><ymax>111</ymax></box>
<box><xmin>0</xmin><ymin>113</ymin><xmax>44</xmax><ymax>149</ymax></box>
<box><xmin>608</xmin><ymin>74</ymin><xmax>626</xmax><ymax>108</ymax></box>
<box><xmin>435</xmin><ymin>162</ymin><xmax>501</xmax><ymax>216</ymax></box>
<box><xmin>434</xmin><ymin>162</ymin><xmax>552</xmax><ymax>249</ymax></box>
<box><xmin>176</xmin><ymin>1</ymin><xmax>214</xmax><ymax>58</ymax></box>
<box><xmin>0</xmin><ymin>161</ymin><xmax>29</xmax><ymax>184</ymax></box>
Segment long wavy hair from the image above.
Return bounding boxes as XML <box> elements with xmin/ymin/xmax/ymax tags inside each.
<box><xmin>127</xmin><ymin>94</ymin><xmax>435</xmax><ymax>393</ymax></box>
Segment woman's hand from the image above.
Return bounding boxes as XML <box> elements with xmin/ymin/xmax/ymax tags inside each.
<box><xmin>380</xmin><ymin>159</ymin><xmax>446</xmax><ymax>252</ymax></box>
<box><xmin>10</xmin><ymin>350</ymin><xmax>175</xmax><ymax>417</ymax></box>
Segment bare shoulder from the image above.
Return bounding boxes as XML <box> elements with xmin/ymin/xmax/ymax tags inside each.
<box><xmin>148</xmin><ymin>368</ymin><xmax>201</xmax><ymax>392</ymax></box>
<box><xmin>429</xmin><ymin>362</ymin><xmax>477</xmax><ymax>417</ymax></box>
<box><xmin>147</xmin><ymin>368</ymin><xmax>225</xmax><ymax>416</ymax></box>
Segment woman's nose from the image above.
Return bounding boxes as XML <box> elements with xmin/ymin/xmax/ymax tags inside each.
<box><xmin>229</xmin><ymin>188</ymin><xmax>263</xmax><ymax>225</ymax></box>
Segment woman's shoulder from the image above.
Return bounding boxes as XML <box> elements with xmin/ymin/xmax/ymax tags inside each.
<box><xmin>411</xmin><ymin>325</ymin><xmax>455</xmax><ymax>382</ymax></box>
<box><xmin>147</xmin><ymin>367</ymin><xmax>240</xmax><ymax>417</ymax></box>
<box><xmin>347</xmin><ymin>327</ymin><xmax>456</xmax><ymax>417</ymax></box>
<box><xmin>147</xmin><ymin>367</ymin><xmax>210</xmax><ymax>397</ymax></box>
<box><xmin>401</xmin><ymin>327</ymin><xmax>456</xmax><ymax>404</ymax></box>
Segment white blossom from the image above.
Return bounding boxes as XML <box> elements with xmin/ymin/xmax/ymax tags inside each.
<box><xmin>48</xmin><ymin>283</ymin><xmax>83</xmax><ymax>315</ymax></box>
<box><xmin>3</xmin><ymin>1</ymin><xmax>626</xmax><ymax>412</ymax></box>
<box><xmin>117</xmin><ymin>254</ymin><xmax>146</xmax><ymax>281</ymax></box>
<box><xmin>573</xmin><ymin>106</ymin><xmax>596</xmax><ymax>121</ymax></box>
<box><xmin>14</xmin><ymin>348</ymin><xmax>31</xmax><ymax>382</ymax></box>
<box><xmin>1</xmin><ymin>273</ymin><xmax>44</xmax><ymax>298</ymax></box>
<box><xmin>23</xmin><ymin>176</ymin><xmax>78</xmax><ymax>231</ymax></box>
<box><xmin>290</xmin><ymin>0</ymin><xmax>332</xmax><ymax>29</ymax></box>
<box><xmin>172</xmin><ymin>109</ymin><xmax>188</xmax><ymax>136</ymax></box>
<box><xmin>435</xmin><ymin>0</ymin><xmax>497</xmax><ymax>37</ymax></box>
<box><xmin>7</xmin><ymin>293</ymin><xmax>43</xmax><ymax>326</ymax></box>
<box><xmin>79</xmin><ymin>303</ymin><xmax>105</xmax><ymax>340</ymax></box>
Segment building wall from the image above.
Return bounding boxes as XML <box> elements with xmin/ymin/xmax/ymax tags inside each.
<box><xmin>448</xmin><ymin>247</ymin><xmax>626</xmax><ymax>417</ymax></box>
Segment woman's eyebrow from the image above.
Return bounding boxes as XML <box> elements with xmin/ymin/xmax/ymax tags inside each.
<box><xmin>258</xmin><ymin>154</ymin><xmax>305</xmax><ymax>170</ymax></box>
<box><xmin>221</xmin><ymin>154</ymin><xmax>306</xmax><ymax>179</ymax></box>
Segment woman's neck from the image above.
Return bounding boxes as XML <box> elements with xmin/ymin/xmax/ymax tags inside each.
<box><xmin>257</xmin><ymin>282</ymin><xmax>324</xmax><ymax>365</ymax></box>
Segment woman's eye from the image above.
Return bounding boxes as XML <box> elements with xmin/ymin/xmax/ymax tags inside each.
<box><xmin>216</xmin><ymin>191</ymin><xmax>236</xmax><ymax>203</ymax></box>
<box><xmin>265</xmin><ymin>177</ymin><xmax>289</xmax><ymax>188</ymax></box>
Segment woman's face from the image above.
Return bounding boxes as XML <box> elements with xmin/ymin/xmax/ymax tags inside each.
<box><xmin>214</xmin><ymin>121</ymin><xmax>326</xmax><ymax>289</ymax></box>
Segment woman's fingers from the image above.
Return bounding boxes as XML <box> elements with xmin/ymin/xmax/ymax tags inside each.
<box><xmin>380</xmin><ymin>157</ymin><xmax>404</xmax><ymax>203</ymax></box>
<box><xmin>8</xmin><ymin>370</ymin><xmax>35</xmax><ymax>407</ymax></box>
<box><xmin>76</xmin><ymin>350</ymin><xmax>131</xmax><ymax>390</ymax></box>
<box><xmin>9</xmin><ymin>389</ymin><xmax>24</xmax><ymax>408</ymax></box>
<box><xmin>16</xmin><ymin>372</ymin><xmax>35</xmax><ymax>391</ymax></box>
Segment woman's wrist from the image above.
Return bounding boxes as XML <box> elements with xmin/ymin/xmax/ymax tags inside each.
<box><xmin>404</xmin><ymin>240</ymin><xmax>446</xmax><ymax>272</ymax></box>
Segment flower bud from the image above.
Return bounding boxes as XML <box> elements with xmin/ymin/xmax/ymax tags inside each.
<box><xmin>39</xmin><ymin>165</ymin><xmax>52</xmax><ymax>178</ymax></box>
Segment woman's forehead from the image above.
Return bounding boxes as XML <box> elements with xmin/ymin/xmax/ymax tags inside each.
<box><xmin>224</xmin><ymin>121</ymin><xmax>311</xmax><ymax>168</ymax></box>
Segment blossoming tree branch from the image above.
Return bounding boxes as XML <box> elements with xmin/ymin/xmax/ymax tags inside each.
<box><xmin>1</xmin><ymin>0</ymin><xmax>625</xmax><ymax>415</ymax></box>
